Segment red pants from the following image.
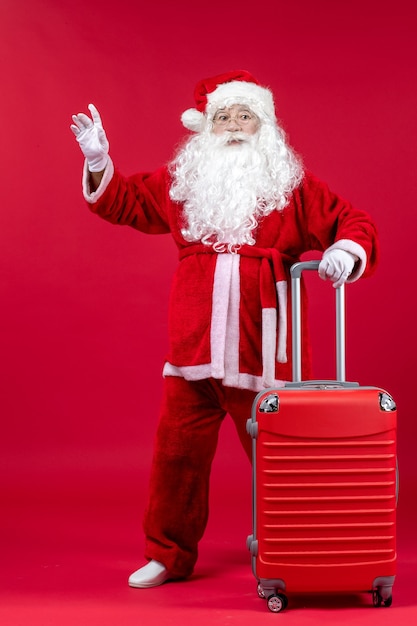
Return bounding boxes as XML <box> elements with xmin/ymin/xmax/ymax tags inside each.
<box><xmin>142</xmin><ymin>376</ymin><xmax>257</xmax><ymax>579</ymax></box>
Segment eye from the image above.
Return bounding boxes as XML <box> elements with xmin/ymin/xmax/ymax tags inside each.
<box><xmin>238</xmin><ymin>112</ymin><xmax>253</xmax><ymax>123</ymax></box>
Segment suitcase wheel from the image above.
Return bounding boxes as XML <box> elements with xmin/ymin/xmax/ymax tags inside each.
<box><xmin>266</xmin><ymin>593</ymin><xmax>288</xmax><ymax>613</ymax></box>
<box><xmin>257</xmin><ymin>583</ymin><xmax>265</xmax><ymax>599</ymax></box>
<box><xmin>372</xmin><ymin>589</ymin><xmax>393</xmax><ymax>608</ymax></box>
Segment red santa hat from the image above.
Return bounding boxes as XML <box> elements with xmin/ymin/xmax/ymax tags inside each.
<box><xmin>181</xmin><ymin>70</ymin><xmax>277</xmax><ymax>132</ymax></box>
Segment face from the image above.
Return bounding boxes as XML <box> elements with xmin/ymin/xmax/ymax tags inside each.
<box><xmin>211</xmin><ymin>104</ymin><xmax>260</xmax><ymax>137</ymax></box>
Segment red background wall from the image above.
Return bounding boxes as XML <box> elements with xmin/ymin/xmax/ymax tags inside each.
<box><xmin>0</xmin><ymin>0</ymin><xmax>416</xmax><ymax>575</ymax></box>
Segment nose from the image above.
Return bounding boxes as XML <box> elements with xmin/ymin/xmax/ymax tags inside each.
<box><xmin>226</xmin><ymin>117</ymin><xmax>241</xmax><ymax>130</ymax></box>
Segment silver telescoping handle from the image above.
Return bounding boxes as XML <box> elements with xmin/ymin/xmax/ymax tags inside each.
<box><xmin>290</xmin><ymin>260</ymin><xmax>346</xmax><ymax>383</ymax></box>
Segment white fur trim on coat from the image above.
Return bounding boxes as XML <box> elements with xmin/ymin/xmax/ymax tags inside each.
<box><xmin>82</xmin><ymin>157</ymin><xmax>115</xmax><ymax>203</ymax></box>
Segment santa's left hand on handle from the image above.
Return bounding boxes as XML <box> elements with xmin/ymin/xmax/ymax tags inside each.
<box><xmin>318</xmin><ymin>249</ymin><xmax>356</xmax><ymax>288</ymax></box>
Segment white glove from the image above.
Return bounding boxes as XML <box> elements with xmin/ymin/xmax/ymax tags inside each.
<box><xmin>70</xmin><ymin>103</ymin><xmax>109</xmax><ymax>172</ymax></box>
<box><xmin>318</xmin><ymin>249</ymin><xmax>356</xmax><ymax>288</ymax></box>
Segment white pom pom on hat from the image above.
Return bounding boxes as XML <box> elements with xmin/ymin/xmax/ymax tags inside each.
<box><xmin>181</xmin><ymin>70</ymin><xmax>277</xmax><ymax>132</ymax></box>
<box><xmin>181</xmin><ymin>108</ymin><xmax>206</xmax><ymax>132</ymax></box>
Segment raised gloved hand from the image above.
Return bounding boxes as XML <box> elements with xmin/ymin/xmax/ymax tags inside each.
<box><xmin>70</xmin><ymin>104</ymin><xmax>109</xmax><ymax>172</ymax></box>
<box><xmin>318</xmin><ymin>249</ymin><xmax>356</xmax><ymax>288</ymax></box>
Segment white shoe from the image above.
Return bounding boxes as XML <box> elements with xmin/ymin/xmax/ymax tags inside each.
<box><xmin>128</xmin><ymin>560</ymin><xmax>170</xmax><ymax>588</ymax></box>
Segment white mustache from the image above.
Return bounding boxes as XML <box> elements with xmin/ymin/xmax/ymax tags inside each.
<box><xmin>217</xmin><ymin>131</ymin><xmax>250</xmax><ymax>145</ymax></box>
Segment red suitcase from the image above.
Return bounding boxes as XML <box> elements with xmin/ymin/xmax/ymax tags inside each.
<box><xmin>246</xmin><ymin>261</ymin><xmax>397</xmax><ymax>612</ymax></box>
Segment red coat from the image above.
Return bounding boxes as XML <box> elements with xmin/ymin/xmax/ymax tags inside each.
<box><xmin>84</xmin><ymin>160</ymin><xmax>379</xmax><ymax>391</ymax></box>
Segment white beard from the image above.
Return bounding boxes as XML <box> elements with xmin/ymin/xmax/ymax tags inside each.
<box><xmin>169</xmin><ymin>124</ymin><xmax>303</xmax><ymax>253</ymax></box>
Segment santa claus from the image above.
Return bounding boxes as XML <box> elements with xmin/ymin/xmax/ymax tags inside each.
<box><xmin>71</xmin><ymin>70</ymin><xmax>379</xmax><ymax>588</ymax></box>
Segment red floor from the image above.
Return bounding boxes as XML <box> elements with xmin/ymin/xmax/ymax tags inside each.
<box><xmin>1</xmin><ymin>442</ymin><xmax>416</xmax><ymax>626</ymax></box>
